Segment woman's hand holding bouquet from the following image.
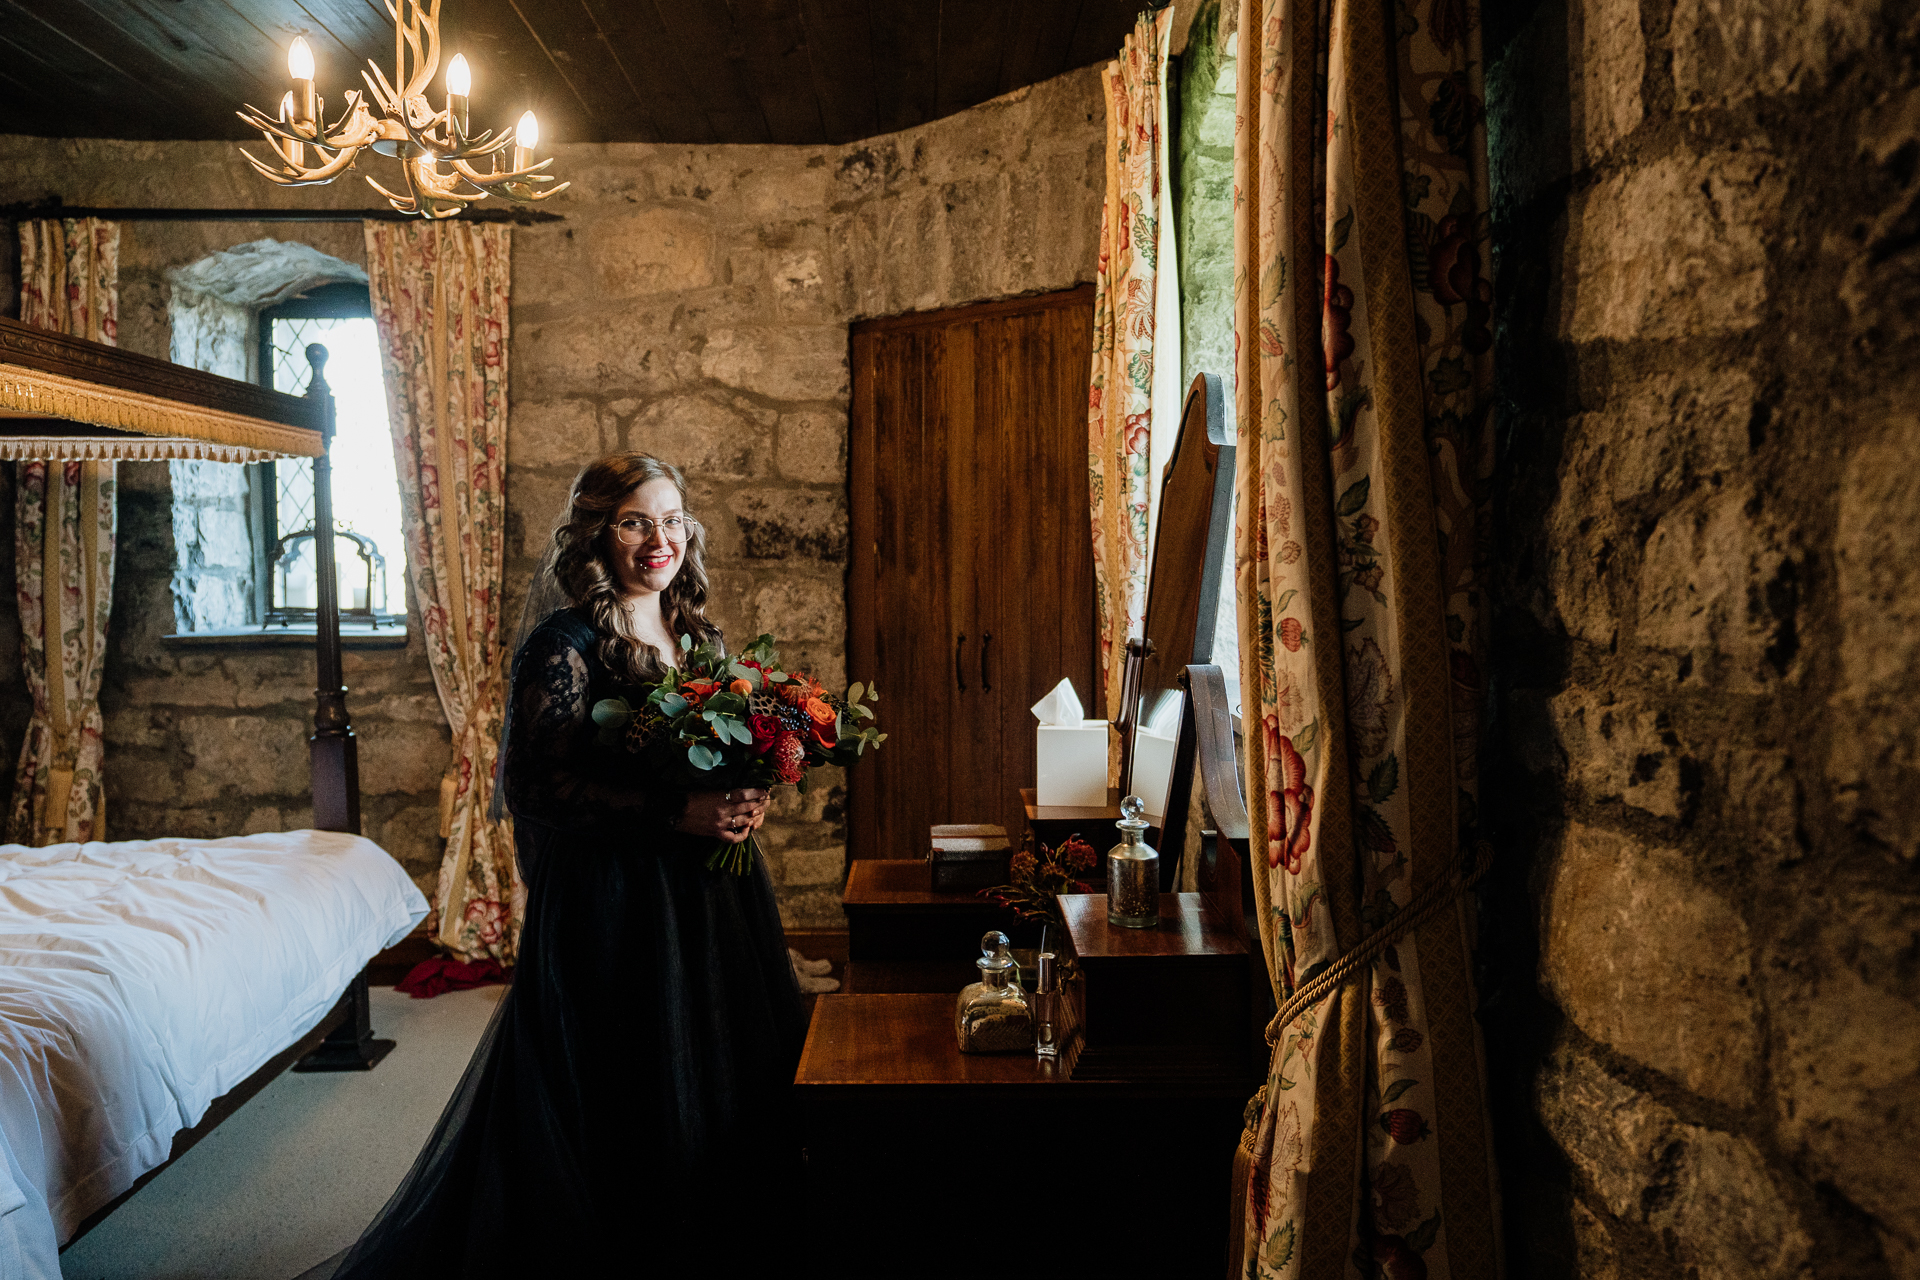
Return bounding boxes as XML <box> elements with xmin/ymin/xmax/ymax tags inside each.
<box><xmin>590</xmin><ymin>633</ymin><xmax>885</xmax><ymax>874</ymax></box>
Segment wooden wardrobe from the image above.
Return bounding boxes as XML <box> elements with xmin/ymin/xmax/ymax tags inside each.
<box><xmin>847</xmin><ymin>286</ymin><xmax>1098</xmax><ymax>861</ymax></box>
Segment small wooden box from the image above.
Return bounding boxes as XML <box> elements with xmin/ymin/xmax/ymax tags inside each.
<box><xmin>927</xmin><ymin>824</ymin><xmax>1011</xmax><ymax>892</ymax></box>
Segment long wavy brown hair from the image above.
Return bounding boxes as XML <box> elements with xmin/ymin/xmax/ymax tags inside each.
<box><xmin>551</xmin><ymin>452</ymin><xmax>720</xmax><ymax>683</ymax></box>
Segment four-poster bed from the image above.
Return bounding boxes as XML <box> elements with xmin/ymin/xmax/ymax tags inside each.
<box><xmin>0</xmin><ymin>314</ymin><xmax>428</xmax><ymax>1272</ymax></box>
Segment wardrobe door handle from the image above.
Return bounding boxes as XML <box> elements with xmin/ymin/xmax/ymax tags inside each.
<box><xmin>955</xmin><ymin>634</ymin><xmax>967</xmax><ymax>693</ymax></box>
<box><xmin>980</xmin><ymin>633</ymin><xmax>992</xmax><ymax>692</ymax></box>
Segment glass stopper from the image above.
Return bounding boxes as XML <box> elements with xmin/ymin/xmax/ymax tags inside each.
<box><xmin>978</xmin><ymin>930</ymin><xmax>1013</xmax><ymax>969</ymax></box>
<box><xmin>1118</xmin><ymin>794</ymin><xmax>1149</xmax><ymax>833</ymax></box>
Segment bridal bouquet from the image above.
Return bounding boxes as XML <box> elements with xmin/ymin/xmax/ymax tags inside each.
<box><xmin>589</xmin><ymin>632</ymin><xmax>885</xmax><ymax>874</ymax></box>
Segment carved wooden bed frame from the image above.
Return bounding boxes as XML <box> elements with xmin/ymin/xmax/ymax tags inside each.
<box><xmin>0</xmin><ymin>313</ymin><xmax>395</xmax><ymax>1246</ymax></box>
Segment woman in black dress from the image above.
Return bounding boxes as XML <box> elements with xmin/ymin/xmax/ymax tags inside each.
<box><xmin>320</xmin><ymin>453</ymin><xmax>809</xmax><ymax>1277</ymax></box>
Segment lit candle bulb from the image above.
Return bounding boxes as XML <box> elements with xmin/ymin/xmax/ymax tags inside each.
<box><xmin>513</xmin><ymin>109</ymin><xmax>539</xmax><ymax>173</ymax></box>
<box><xmin>445</xmin><ymin>54</ymin><xmax>470</xmax><ymax>138</ymax></box>
<box><xmin>287</xmin><ymin>37</ymin><xmax>315</xmax><ymax>126</ymax></box>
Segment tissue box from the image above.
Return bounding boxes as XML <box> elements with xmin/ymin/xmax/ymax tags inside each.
<box><xmin>1036</xmin><ymin>721</ymin><xmax>1112</xmax><ymax>808</ymax></box>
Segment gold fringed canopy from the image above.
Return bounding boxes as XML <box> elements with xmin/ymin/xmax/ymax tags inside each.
<box><xmin>0</xmin><ymin>316</ymin><xmax>325</xmax><ymax>461</ymax></box>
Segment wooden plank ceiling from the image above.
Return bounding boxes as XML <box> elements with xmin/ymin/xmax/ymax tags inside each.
<box><xmin>0</xmin><ymin>0</ymin><xmax>1146</xmax><ymax>145</ymax></box>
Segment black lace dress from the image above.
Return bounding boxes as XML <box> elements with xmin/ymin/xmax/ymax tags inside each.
<box><xmin>317</xmin><ymin>608</ymin><xmax>807</xmax><ymax>1277</ymax></box>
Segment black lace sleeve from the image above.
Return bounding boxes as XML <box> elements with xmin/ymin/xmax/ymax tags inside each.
<box><xmin>502</xmin><ymin>622</ymin><xmax>680</xmax><ymax>832</ymax></box>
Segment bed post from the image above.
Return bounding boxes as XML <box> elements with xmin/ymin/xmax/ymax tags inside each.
<box><xmin>295</xmin><ymin>342</ymin><xmax>394</xmax><ymax>1073</ymax></box>
<box><xmin>304</xmin><ymin>343</ymin><xmax>361</xmax><ymax>836</ymax></box>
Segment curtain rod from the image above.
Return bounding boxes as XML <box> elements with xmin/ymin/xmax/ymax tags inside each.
<box><xmin>0</xmin><ymin>204</ymin><xmax>563</xmax><ymax>225</ymax></box>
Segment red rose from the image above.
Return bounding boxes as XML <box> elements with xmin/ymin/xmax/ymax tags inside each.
<box><xmin>749</xmin><ymin>714</ymin><xmax>781</xmax><ymax>754</ymax></box>
<box><xmin>1380</xmin><ymin>1109</ymin><xmax>1430</xmax><ymax>1145</ymax></box>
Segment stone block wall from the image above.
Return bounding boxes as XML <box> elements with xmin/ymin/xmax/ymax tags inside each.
<box><xmin>0</xmin><ymin>66</ymin><xmax>1103</xmax><ymax>927</ymax></box>
<box><xmin>1483</xmin><ymin>0</ymin><xmax>1920</xmax><ymax>1273</ymax></box>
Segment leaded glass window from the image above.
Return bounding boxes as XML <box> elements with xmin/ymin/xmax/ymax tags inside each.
<box><xmin>257</xmin><ymin>284</ymin><xmax>407</xmax><ymax>623</ymax></box>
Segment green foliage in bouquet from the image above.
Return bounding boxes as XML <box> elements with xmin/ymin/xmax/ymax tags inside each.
<box><xmin>588</xmin><ymin>633</ymin><xmax>884</xmax><ymax>873</ymax></box>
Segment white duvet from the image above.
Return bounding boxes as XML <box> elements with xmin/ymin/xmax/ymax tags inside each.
<box><xmin>0</xmin><ymin>830</ymin><xmax>428</xmax><ymax>1279</ymax></box>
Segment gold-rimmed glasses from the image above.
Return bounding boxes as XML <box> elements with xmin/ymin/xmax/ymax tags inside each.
<box><xmin>612</xmin><ymin>515</ymin><xmax>700</xmax><ymax>546</ymax></box>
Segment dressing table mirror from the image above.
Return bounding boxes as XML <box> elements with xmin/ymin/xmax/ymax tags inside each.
<box><xmin>1117</xmin><ymin>372</ymin><xmax>1235</xmax><ymax>888</ymax></box>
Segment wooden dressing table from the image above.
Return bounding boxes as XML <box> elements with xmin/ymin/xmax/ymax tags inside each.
<box><xmin>802</xmin><ymin>374</ymin><xmax>1257</xmax><ymax>1272</ymax></box>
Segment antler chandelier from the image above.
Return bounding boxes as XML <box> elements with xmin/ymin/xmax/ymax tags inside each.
<box><xmin>238</xmin><ymin>0</ymin><xmax>568</xmax><ymax>218</ymax></box>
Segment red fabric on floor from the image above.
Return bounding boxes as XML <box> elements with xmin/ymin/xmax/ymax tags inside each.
<box><xmin>396</xmin><ymin>956</ymin><xmax>510</xmax><ymax>998</ymax></box>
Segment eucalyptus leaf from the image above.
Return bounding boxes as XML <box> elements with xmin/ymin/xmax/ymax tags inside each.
<box><xmin>847</xmin><ymin>681</ymin><xmax>865</xmax><ymax>704</ymax></box>
<box><xmin>660</xmin><ymin>693</ymin><xmax>688</xmax><ymax>718</ymax></box>
<box><xmin>589</xmin><ymin>698</ymin><xmax>630</xmax><ymax>728</ymax></box>
<box><xmin>688</xmin><ymin>744</ymin><xmax>717</xmax><ymax>770</ymax></box>
<box><xmin>679</xmin><ymin>633</ymin><xmax>693</xmax><ymax>652</ymax></box>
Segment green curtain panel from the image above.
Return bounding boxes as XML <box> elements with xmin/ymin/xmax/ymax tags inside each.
<box><xmin>1227</xmin><ymin>0</ymin><xmax>1501</xmax><ymax>1272</ymax></box>
<box><xmin>365</xmin><ymin>219</ymin><xmax>518</xmax><ymax>964</ymax></box>
<box><xmin>7</xmin><ymin>219</ymin><xmax>119</xmax><ymax>847</ymax></box>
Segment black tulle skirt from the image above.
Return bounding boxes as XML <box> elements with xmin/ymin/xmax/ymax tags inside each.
<box><xmin>307</xmin><ymin>820</ymin><xmax>808</xmax><ymax>1278</ymax></box>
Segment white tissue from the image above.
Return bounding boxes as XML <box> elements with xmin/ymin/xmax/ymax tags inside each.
<box><xmin>1030</xmin><ymin>677</ymin><xmax>1086</xmax><ymax>726</ymax></box>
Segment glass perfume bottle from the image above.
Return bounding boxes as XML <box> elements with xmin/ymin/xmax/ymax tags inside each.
<box><xmin>1032</xmin><ymin>939</ymin><xmax>1061</xmax><ymax>1060</ymax></box>
<box><xmin>1106</xmin><ymin>794</ymin><xmax>1160</xmax><ymax>928</ymax></box>
<box><xmin>955</xmin><ymin>930</ymin><xmax>1034</xmax><ymax>1053</ymax></box>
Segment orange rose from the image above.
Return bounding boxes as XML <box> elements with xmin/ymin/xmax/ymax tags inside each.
<box><xmin>804</xmin><ymin>698</ymin><xmax>835</xmax><ymax>725</ymax></box>
<box><xmin>729</xmin><ymin>678</ymin><xmax>753</xmax><ymax>696</ymax></box>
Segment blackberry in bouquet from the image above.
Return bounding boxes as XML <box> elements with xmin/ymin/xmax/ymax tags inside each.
<box><xmin>589</xmin><ymin>632</ymin><xmax>885</xmax><ymax>874</ymax></box>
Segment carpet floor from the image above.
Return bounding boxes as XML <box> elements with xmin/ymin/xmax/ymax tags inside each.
<box><xmin>59</xmin><ymin>983</ymin><xmax>505</xmax><ymax>1280</ymax></box>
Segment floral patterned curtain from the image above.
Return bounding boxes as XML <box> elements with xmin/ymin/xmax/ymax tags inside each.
<box><xmin>365</xmin><ymin>221</ymin><xmax>518</xmax><ymax>964</ymax></box>
<box><xmin>1087</xmin><ymin>7</ymin><xmax>1174</xmax><ymax>749</ymax></box>
<box><xmin>6</xmin><ymin>220</ymin><xmax>119</xmax><ymax>847</ymax></box>
<box><xmin>1228</xmin><ymin>0</ymin><xmax>1501</xmax><ymax>1272</ymax></box>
